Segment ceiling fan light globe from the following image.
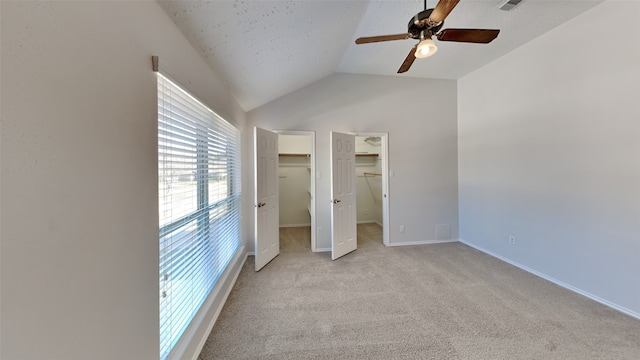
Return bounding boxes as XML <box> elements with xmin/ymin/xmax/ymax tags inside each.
<box><xmin>415</xmin><ymin>38</ymin><xmax>438</xmax><ymax>58</ymax></box>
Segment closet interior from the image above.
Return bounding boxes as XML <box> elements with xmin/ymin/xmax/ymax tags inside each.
<box><xmin>277</xmin><ymin>133</ymin><xmax>384</xmax><ymax>250</ymax></box>
<box><xmin>278</xmin><ymin>134</ymin><xmax>312</xmax><ymax>228</ymax></box>
<box><xmin>355</xmin><ymin>136</ymin><xmax>383</xmax><ymax>227</ymax></box>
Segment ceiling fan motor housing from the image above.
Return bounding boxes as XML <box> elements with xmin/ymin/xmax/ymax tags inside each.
<box><xmin>408</xmin><ymin>9</ymin><xmax>443</xmax><ymax>39</ymax></box>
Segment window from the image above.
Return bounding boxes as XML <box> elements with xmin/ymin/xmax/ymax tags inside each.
<box><xmin>157</xmin><ymin>74</ymin><xmax>241</xmax><ymax>360</ymax></box>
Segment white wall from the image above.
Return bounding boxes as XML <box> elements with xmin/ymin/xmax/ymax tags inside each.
<box><xmin>246</xmin><ymin>73</ymin><xmax>458</xmax><ymax>251</ymax></box>
<box><xmin>0</xmin><ymin>1</ymin><xmax>245</xmax><ymax>359</ymax></box>
<box><xmin>458</xmin><ymin>0</ymin><xmax>640</xmax><ymax>317</ymax></box>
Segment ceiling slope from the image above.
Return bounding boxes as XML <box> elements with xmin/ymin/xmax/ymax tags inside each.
<box><xmin>159</xmin><ymin>0</ymin><xmax>603</xmax><ymax>111</ymax></box>
<box><xmin>158</xmin><ymin>0</ymin><xmax>369</xmax><ymax>110</ymax></box>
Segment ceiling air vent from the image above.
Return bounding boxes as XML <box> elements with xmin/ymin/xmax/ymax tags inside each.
<box><xmin>498</xmin><ymin>0</ymin><xmax>525</xmax><ymax>11</ymax></box>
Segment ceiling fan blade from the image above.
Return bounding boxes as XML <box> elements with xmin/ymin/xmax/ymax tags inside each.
<box><xmin>397</xmin><ymin>45</ymin><xmax>418</xmax><ymax>74</ymax></box>
<box><xmin>436</xmin><ymin>29</ymin><xmax>500</xmax><ymax>43</ymax></box>
<box><xmin>429</xmin><ymin>0</ymin><xmax>460</xmax><ymax>24</ymax></box>
<box><xmin>355</xmin><ymin>33</ymin><xmax>410</xmax><ymax>44</ymax></box>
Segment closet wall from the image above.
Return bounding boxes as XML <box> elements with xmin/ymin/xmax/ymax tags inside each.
<box><xmin>355</xmin><ymin>137</ymin><xmax>383</xmax><ymax>225</ymax></box>
<box><xmin>278</xmin><ymin>135</ymin><xmax>312</xmax><ymax>227</ymax></box>
<box><xmin>245</xmin><ymin>73</ymin><xmax>458</xmax><ymax>251</ymax></box>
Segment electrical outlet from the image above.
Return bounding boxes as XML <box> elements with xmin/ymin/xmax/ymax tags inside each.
<box><xmin>400</xmin><ymin>225</ymin><xmax>405</xmax><ymax>233</ymax></box>
<box><xmin>317</xmin><ymin>226</ymin><xmax>322</xmax><ymax>235</ymax></box>
<box><xmin>509</xmin><ymin>235</ymin><xmax>516</xmax><ymax>245</ymax></box>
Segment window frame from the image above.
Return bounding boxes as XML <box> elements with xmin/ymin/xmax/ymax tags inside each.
<box><xmin>157</xmin><ymin>73</ymin><xmax>242</xmax><ymax>360</ymax></box>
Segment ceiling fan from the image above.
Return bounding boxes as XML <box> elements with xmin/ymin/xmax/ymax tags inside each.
<box><xmin>355</xmin><ymin>0</ymin><xmax>500</xmax><ymax>73</ymax></box>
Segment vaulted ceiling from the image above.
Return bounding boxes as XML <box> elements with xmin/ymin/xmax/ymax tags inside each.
<box><xmin>158</xmin><ymin>0</ymin><xmax>603</xmax><ymax>111</ymax></box>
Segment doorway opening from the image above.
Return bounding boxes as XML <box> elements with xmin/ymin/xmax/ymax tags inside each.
<box><xmin>354</xmin><ymin>133</ymin><xmax>389</xmax><ymax>246</ymax></box>
<box><xmin>329</xmin><ymin>131</ymin><xmax>389</xmax><ymax>259</ymax></box>
<box><xmin>276</xmin><ymin>131</ymin><xmax>317</xmax><ymax>252</ymax></box>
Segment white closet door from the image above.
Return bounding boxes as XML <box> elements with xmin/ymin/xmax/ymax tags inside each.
<box><xmin>254</xmin><ymin>127</ymin><xmax>279</xmax><ymax>271</ymax></box>
<box><xmin>330</xmin><ymin>131</ymin><xmax>357</xmax><ymax>260</ymax></box>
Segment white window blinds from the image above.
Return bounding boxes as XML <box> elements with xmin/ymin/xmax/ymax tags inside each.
<box><xmin>157</xmin><ymin>74</ymin><xmax>241</xmax><ymax>360</ymax></box>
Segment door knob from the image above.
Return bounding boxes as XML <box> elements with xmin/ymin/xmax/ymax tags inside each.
<box><xmin>332</xmin><ymin>199</ymin><xmax>341</xmax><ymax>204</ymax></box>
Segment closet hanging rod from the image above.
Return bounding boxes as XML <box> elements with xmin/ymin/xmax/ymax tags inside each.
<box><xmin>279</xmin><ymin>153</ymin><xmax>310</xmax><ymax>157</ymax></box>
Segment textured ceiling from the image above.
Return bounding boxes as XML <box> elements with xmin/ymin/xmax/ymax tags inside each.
<box><xmin>159</xmin><ymin>0</ymin><xmax>604</xmax><ymax>111</ymax></box>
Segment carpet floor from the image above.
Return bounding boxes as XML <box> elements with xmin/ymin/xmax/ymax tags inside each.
<box><xmin>198</xmin><ymin>224</ymin><xmax>640</xmax><ymax>359</ymax></box>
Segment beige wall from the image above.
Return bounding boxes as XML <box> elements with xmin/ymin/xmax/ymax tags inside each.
<box><xmin>458</xmin><ymin>1</ymin><xmax>640</xmax><ymax>317</ymax></box>
<box><xmin>355</xmin><ymin>136</ymin><xmax>383</xmax><ymax>224</ymax></box>
<box><xmin>0</xmin><ymin>1</ymin><xmax>245</xmax><ymax>359</ymax></box>
<box><xmin>278</xmin><ymin>134</ymin><xmax>313</xmax><ymax>227</ymax></box>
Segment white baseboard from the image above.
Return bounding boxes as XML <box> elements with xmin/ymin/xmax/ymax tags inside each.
<box><xmin>315</xmin><ymin>247</ymin><xmax>331</xmax><ymax>252</ymax></box>
<box><xmin>168</xmin><ymin>245</ymin><xmax>247</xmax><ymax>360</ymax></box>
<box><xmin>357</xmin><ymin>220</ymin><xmax>376</xmax><ymax>224</ymax></box>
<box><xmin>459</xmin><ymin>239</ymin><xmax>640</xmax><ymax>321</ymax></box>
<box><xmin>388</xmin><ymin>239</ymin><xmax>459</xmax><ymax>247</ymax></box>
<box><xmin>246</xmin><ymin>251</ymin><xmax>255</xmax><ymax>256</ymax></box>
<box><xmin>374</xmin><ymin>221</ymin><xmax>383</xmax><ymax>227</ymax></box>
<box><xmin>279</xmin><ymin>223</ymin><xmax>311</xmax><ymax>228</ymax></box>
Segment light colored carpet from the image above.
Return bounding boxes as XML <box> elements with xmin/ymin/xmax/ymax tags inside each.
<box><xmin>199</xmin><ymin>224</ymin><xmax>640</xmax><ymax>359</ymax></box>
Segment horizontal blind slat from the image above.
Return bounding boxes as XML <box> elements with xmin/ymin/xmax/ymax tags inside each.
<box><xmin>158</xmin><ymin>74</ymin><xmax>241</xmax><ymax>360</ymax></box>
